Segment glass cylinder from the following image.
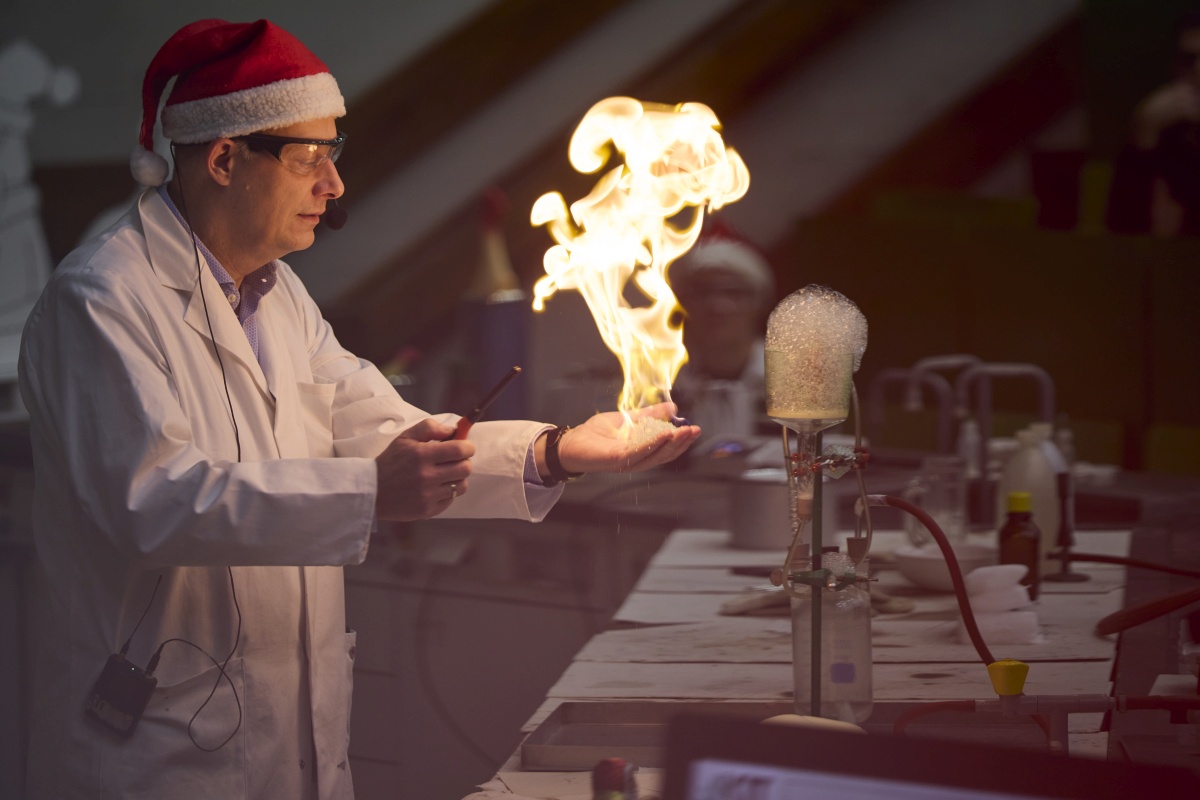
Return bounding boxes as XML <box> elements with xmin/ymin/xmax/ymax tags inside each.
<box><xmin>790</xmin><ymin>563</ymin><xmax>873</xmax><ymax>723</ymax></box>
<box><xmin>765</xmin><ymin>348</ymin><xmax>855</xmax><ymax>433</ymax></box>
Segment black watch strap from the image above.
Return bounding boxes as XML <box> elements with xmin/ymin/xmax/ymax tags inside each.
<box><xmin>544</xmin><ymin>425</ymin><xmax>584</xmax><ymax>487</ymax></box>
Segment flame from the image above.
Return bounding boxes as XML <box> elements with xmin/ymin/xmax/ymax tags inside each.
<box><xmin>531</xmin><ymin>97</ymin><xmax>749</xmax><ymax>415</ymax></box>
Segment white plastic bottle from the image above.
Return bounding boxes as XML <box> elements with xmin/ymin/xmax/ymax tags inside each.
<box><xmin>994</xmin><ymin>428</ymin><xmax>1059</xmax><ymax>576</ymax></box>
<box><xmin>1029</xmin><ymin>421</ymin><xmax>1073</xmax><ymax>557</ymax></box>
<box><xmin>791</xmin><ymin>549</ymin><xmax>872</xmax><ymax>723</ymax></box>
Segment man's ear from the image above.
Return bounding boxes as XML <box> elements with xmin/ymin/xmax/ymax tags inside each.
<box><xmin>206</xmin><ymin>139</ymin><xmax>238</xmax><ymax>186</ymax></box>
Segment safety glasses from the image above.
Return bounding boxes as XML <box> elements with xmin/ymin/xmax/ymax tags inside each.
<box><xmin>236</xmin><ymin>130</ymin><xmax>347</xmax><ymax>176</ymax></box>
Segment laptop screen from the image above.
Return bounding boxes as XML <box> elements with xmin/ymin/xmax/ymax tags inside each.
<box><xmin>688</xmin><ymin>758</ymin><xmax>1056</xmax><ymax>800</ymax></box>
<box><xmin>663</xmin><ymin>713</ymin><xmax>1200</xmax><ymax>800</ymax></box>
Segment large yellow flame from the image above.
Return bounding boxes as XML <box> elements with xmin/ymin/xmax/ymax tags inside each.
<box><xmin>531</xmin><ymin>97</ymin><xmax>749</xmax><ymax>414</ymax></box>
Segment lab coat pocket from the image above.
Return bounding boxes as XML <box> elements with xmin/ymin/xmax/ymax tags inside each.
<box><xmin>118</xmin><ymin>657</ymin><xmax>246</xmax><ymax>796</ymax></box>
<box><xmin>296</xmin><ymin>380</ymin><xmax>337</xmax><ymax>458</ymax></box>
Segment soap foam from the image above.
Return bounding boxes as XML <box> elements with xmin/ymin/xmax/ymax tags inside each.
<box><xmin>765</xmin><ymin>285</ymin><xmax>867</xmax><ymax>366</ymax></box>
<box><xmin>764</xmin><ymin>285</ymin><xmax>867</xmax><ymax>425</ymax></box>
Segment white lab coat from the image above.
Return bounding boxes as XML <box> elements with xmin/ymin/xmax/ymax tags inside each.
<box><xmin>19</xmin><ymin>189</ymin><xmax>559</xmax><ymax>799</ymax></box>
<box><xmin>671</xmin><ymin>339</ymin><xmax>766</xmax><ymax>451</ymax></box>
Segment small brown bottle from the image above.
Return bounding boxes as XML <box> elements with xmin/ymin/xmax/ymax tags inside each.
<box><xmin>998</xmin><ymin>491</ymin><xmax>1041</xmax><ymax>600</ymax></box>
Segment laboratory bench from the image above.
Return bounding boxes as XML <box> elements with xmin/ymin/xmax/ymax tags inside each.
<box><xmin>337</xmin><ymin>462</ymin><xmax>1200</xmax><ymax>800</ymax></box>
<box><xmin>462</xmin><ymin>524</ymin><xmax>1141</xmax><ymax>800</ymax></box>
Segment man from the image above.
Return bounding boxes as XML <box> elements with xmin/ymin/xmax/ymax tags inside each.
<box><xmin>669</xmin><ymin>232</ymin><xmax>775</xmax><ymax>453</ymax></box>
<box><xmin>19</xmin><ymin>19</ymin><xmax>697</xmax><ymax>799</ymax></box>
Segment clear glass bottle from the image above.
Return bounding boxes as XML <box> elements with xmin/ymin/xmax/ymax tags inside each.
<box><xmin>790</xmin><ymin>549</ymin><xmax>873</xmax><ymax>723</ymax></box>
<box><xmin>998</xmin><ymin>491</ymin><xmax>1041</xmax><ymax>600</ymax></box>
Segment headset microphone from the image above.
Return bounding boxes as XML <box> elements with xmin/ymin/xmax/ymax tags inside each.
<box><xmin>325</xmin><ymin>199</ymin><xmax>348</xmax><ymax>230</ymax></box>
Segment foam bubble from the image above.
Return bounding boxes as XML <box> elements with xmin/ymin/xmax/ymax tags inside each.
<box><xmin>764</xmin><ymin>285</ymin><xmax>867</xmax><ymax>425</ymax></box>
<box><xmin>765</xmin><ymin>285</ymin><xmax>867</xmax><ymax>367</ymax></box>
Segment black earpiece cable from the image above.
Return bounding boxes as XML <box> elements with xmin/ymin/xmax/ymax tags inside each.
<box><xmin>119</xmin><ymin>574</ymin><xmax>163</xmax><ymax>657</ymax></box>
<box><xmin>173</xmin><ymin>144</ymin><xmax>242</xmax><ymax>463</ymax></box>
<box><xmin>133</xmin><ymin>145</ymin><xmax>244</xmax><ymax>751</ymax></box>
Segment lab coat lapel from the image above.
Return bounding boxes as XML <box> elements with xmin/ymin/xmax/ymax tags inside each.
<box><xmin>139</xmin><ymin>189</ymin><xmax>272</xmax><ymax>400</ymax></box>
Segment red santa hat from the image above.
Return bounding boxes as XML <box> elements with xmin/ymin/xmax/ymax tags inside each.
<box><xmin>132</xmin><ymin>18</ymin><xmax>346</xmax><ymax>187</ymax></box>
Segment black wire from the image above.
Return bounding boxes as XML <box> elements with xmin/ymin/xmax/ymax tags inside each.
<box><xmin>120</xmin><ymin>574</ymin><xmax>163</xmax><ymax>656</ymax></box>
<box><xmin>153</xmin><ymin>575</ymin><xmax>244</xmax><ymax>753</ymax></box>
<box><xmin>141</xmin><ymin>576</ymin><xmax>245</xmax><ymax>752</ymax></box>
<box><xmin>172</xmin><ymin>145</ymin><xmax>242</xmax><ymax>463</ymax></box>
<box><xmin>156</xmin><ymin>147</ymin><xmax>244</xmax><ymax>751</ymax></box>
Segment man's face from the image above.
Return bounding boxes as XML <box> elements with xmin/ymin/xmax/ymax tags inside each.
<box><xmin>226</xmin><ymin>116</ymin><xmax>344</xmax><ymax>266</ymax></box>
<box><xmin>676</xmin><ymin>268</ymin><xmax>761</xmax><ymax>359</ymax></box>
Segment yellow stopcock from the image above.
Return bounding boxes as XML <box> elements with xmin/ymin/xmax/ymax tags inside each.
<box><xmin>987</xmin><ymin>659</ymin><xmax>1030</xmax><ymax>696</ymax></box>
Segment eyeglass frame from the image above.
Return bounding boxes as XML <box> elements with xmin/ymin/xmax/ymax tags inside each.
<box><xmin>234</xmin><ymin>130</ymin><xmax>347</xmax><ymax>175</ymax></box>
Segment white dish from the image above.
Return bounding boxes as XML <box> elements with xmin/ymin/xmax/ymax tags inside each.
<box><xmin>894</xmin><ymin>543</ymin><xmax>997</xmax><ymax>593</ymax></box>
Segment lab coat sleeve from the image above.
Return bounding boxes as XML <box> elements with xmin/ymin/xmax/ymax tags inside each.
<box><xmin>282</xmin><ymin>264</ymin><xmax>564</xmax><ymax>521</ymax></box>
<box><xmin>284</xmin><ymin>266</ymin><xmax>430</xmax><ymax>459</ymax></box>
<box><xmin>19</xmin><ymin>262</ymin><xmax>377</xmax><ymax>569</ymax></box>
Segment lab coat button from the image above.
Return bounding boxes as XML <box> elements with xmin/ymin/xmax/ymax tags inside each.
<box><xmin>348</xmin><ymin>645</ymin><xmax>356</xmax><ymax>660</ymax></box>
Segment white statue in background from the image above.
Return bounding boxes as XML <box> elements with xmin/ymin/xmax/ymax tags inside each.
<box><xmin>0</xmin><ymin>39</ymin><xmax>79</xmax><ymax>420</ymax></box>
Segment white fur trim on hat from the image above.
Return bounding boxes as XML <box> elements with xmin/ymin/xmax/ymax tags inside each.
<box><xmin>676</xmin><ymin>239</ymin><xmax>775</xmax><ymax>302</ymax></box>
<box><xmin>162</xmin><ymin>71</ymin><xmax>344</xmax><ymax>143</ymax></box>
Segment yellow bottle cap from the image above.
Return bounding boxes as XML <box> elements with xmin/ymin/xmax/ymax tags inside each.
<box><xmin>987</xmin><ymin>659</ymin><xmax>1029</xmax><ymax>696</ymax></box>
<box><xmin>1006</xmin><ymin>491</ymin><xmax>1032</xmax><ymax>512</ymax></box>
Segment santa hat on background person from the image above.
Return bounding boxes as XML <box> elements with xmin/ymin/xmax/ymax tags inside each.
<box><xmin>131</xmin><ymin>18</ymin><xmax>345</xmax><ymax>187</ymax></box>
<box><xmin>671</xmin><ymin>220</ymin><xmax>776</xmax><ymax>309</ymax></box>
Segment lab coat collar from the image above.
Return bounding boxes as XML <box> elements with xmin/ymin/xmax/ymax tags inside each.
<box><xmin>137</xmin><ymin>189</ymin><xmax>272</xmax><ymax>399</ymax></box>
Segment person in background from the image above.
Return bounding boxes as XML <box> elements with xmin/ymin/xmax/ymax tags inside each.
<box><xmin>18</xmin><ymin>19</ymin><xmax>698</xmax><ymax>799</ymax></box>
<box><xmin>669</xmin><ymin>231</ymin><xmax>776</xmax><ymax>454</ymax></box>
<box><xmin>1106</xmin><ymin>9</ymin><xmax>1200</xmax><ymax>236</ymax></box>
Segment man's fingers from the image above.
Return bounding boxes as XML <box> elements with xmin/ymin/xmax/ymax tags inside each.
<box><xmin>399</xmin><ymin>417</ymin><xmax>458</xmax><ymax>442</ymax></box>
<box><xmin>619</xmin><ymin>426</ymin><xmax>699</xmax><ymax>472</ymax></box>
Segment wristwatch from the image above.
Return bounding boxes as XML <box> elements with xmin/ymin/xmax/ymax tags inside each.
<box><xmin>543</xmin><ymin>425</ymin><xmax>584</xmax><ymax>487</ymax></box>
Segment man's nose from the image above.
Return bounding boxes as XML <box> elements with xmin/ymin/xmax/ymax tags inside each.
<box><xmin>318</xmin><ymin>160</ymin><xmax>344</xmax><ymax>199</ymax></box>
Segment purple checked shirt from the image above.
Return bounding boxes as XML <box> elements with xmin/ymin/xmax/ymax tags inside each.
<box><xmin>157</xmin><ymin>186</ymin><xmax>277</xmax><ymax>364</ymax></box>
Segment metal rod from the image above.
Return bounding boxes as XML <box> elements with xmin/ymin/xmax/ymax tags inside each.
<box><xmin>810</xmin><ymin>429</ymin><xmax>823</xmax><ymax>717</ymax></box>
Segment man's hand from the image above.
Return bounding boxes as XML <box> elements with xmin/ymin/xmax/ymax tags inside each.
<box><xmin>543</xmin><ymin>403</ymin><xmax>700</xmax><ymax>477</ymax></box>
<box><xmin>375</xmin><ymin>418</ymin><xmax>474</xmax><ymax>520</ymax></box>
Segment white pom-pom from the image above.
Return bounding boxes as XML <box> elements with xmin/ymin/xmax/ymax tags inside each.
<box><xmin>130</xmin><ymin>147</ymin><xmax>168</xmax><ymax>187</ymax></box>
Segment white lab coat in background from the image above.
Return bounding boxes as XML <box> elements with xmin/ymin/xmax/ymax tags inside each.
<box><xmin>672</xmin><ymin>339</ymin><xmax>766</xmax><ymax>452</ymax></box>
<box><xmin>19</xmin><ymin>189</ymin><xmax>560</xmax><ymax>799</ymax></box>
